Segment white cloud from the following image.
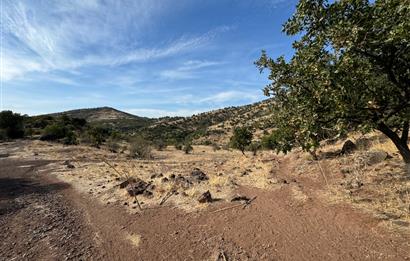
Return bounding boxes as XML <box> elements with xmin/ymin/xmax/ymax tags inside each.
<box><xmin>125</xmin><ymin>108</ymin><xmax>205</xmax><ymax>118</ymax></box>
<box><xmin>198</xmin><ymin>90</ymin><xmax>260</xmax><ymax>103</ymax></box>
<box><xmin>1</xmin><ymin>0</ymin><xmax>227</xmax><ymax>81</ymax></box>
<box><xmin>160</xmin><ymin>60</ymin><xmax>223</xmax><ymax>80</ymax></box>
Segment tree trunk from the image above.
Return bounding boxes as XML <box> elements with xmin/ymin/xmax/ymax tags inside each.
<box><xmin>378</xmin><ymin>123</ymin><xmax>410</xmax><ymax>164</ymax></box>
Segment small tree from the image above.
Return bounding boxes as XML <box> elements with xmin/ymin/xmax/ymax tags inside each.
<box><xmin>256</xmin><ymin>0</ymin><xmax>410</xmax><ymax>164</ymax></box>
<box><xmin>0</xmin><ymin>111</ymin><xmax>24</xmax><ymax>139</ymax></box>
<box><xmin>230</xmin><ymin>127</ymin><xmax>253</xmax><ymax>155</ymax></box>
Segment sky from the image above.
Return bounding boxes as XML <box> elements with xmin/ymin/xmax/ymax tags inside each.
<box><xmin>1</xmin><ymin>0</ymin><xmax>297</xmax><ymax>117</ymax></box>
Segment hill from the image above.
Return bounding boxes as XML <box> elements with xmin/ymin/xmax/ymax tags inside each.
<box><xmin>47</xmin><ymin>107</ymin><xmax>143</xmax><ymax>122</ymax></box>
<box><xmin>41</xmin><ymin>100</ymin><xmax>275</xmax><ymax>145</ymax></box>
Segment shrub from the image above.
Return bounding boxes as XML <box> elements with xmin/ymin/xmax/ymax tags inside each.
<box><xmin>86</xmin><ymin>126</ymin><xmax>108</xmax><ymax>147</ymax></box>
<box><xmin>212</xmin><ymin>143</ymin><xmax>221</xmax><ymax>151</ymax></box>
<box><xmin>129</xmin><ymin>137</ymin><xmax>152</xmax><ymax>159</ymax></box>
<box><xmin>0</xmin><ymin>111</ymin><xmax>25</xmax><ymax>139</ymax></box>
<box><xmin>62</xmin><ymin>131</ymin><xmax>78</xmax><ymax>145</ymax></box>
<box><xmin>41</xmin><ymin>123</ymin><xmax>67</xmax><ymax>141</ymax></box>
<box><xmin>107</xmin><ymin>138</ymin><xmax>119</xmax><ymax>153</ymax></box>
<box><xmin>261</xmin><ymin>130</ymin><xmax>294</xmax><ymax>154</ymax></box>
<box><xmin>155</xmin><ymin>139</ymin><xmax>166</xmax><ymax>151</ymax></box>
<box><xmin>183</xmin><ymin>140</ymin><xmax>193</xmax><ymax>154</ymax></box>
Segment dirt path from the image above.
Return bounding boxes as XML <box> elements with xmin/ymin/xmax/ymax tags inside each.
<box><xmin>1</xmin><ymin>157</ymin><xmax>409</xmax><ymax>260</ymax></box>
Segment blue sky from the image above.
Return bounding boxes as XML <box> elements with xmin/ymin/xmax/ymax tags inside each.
<box><xmin>1</xmin><ymin>0</ymin><xmax>297</xmax><ymax>117</ymax></box>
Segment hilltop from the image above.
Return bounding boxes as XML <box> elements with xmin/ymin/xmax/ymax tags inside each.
<box><xmin>46</xmin><ymin>107</ymin><xmax>145</xmax><ymax>122</ymax></box>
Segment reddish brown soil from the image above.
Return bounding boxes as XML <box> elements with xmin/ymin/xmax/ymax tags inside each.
<box><xmin>1</xmin><ymin>158</ymin><xmax>409</xmax><ymax>260</ymax></box>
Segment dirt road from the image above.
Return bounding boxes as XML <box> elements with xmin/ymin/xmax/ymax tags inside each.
<box><xmin>1</xmin><ymin>157</ymin><xmax>409</xmax><ymax>260</ymax></box>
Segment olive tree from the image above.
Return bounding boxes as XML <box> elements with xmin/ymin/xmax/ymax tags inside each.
<box><xmin>256</xmin><ymin>0</ymin><xmax>410</xmax><ymax>163</ymax></box>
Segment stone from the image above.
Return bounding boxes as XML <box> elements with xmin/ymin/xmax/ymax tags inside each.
<box><xmin>365</xmin><ymin>151</ymin><xmax>388</xmax><ymax>165</ymax></box>
<box><xmin>126</xmin><ymin>178</ymin><xmax>149</xmax><ymax>196</ymax></box>
<box><xmin>198</xmin><ymin>191</ymin><xmax>213</xmax><ymax>203</ymax></box>
<box><xmin>119</xmin><ymin>178</ymin><xmax>136</xmax><ymax>189</ymax></box>
<box><xmin>341</xmin><ymin>140</ymin><xmax>357</xmax><ymax>154</ymax></box>
<box><xmin>231</xmin><ymin>195</ymin><xmax>250</xmax><ymax>202</ymax></box>
<box><xmin>191</xmin><ymin>168</ymin><xmax>208</xmax><ymax>182</ymax></box>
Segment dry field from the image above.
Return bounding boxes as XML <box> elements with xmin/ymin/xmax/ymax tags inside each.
<box><xmin>1</xmin><ymin>135</ymin><xmax>410</xmax><ymax>260</ymax></box>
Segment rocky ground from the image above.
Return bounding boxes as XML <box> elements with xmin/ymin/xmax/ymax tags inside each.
<box><xmin>1</xmin><ymin>140</ymin><xmax>410</xmax><ymax>260</ymax></box>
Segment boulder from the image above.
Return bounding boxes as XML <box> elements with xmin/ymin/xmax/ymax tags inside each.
<box><xmin>366</xmin><ymin>151</ymin><xmax>388</xmax><ymax>165</ymax></box>
<box><xmin>198</xmin><ymin>191</ymin><xmax>213</xmax><ymax>203</ymax></box>
<box><xmin>341</xmin><ymin>140</ymin><xmax>357</xmax><ymax>155</ymax></box>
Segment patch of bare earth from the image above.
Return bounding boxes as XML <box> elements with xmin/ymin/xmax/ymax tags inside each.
<box><xmin>1</xmin><ymin>139</ymin><xmax>409</xmax><ymax>260</ymax></box>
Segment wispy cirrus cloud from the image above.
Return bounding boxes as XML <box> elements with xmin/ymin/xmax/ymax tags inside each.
<box><xmin>160</xmin><ymin>60</ymin><xmax>223</xmax><ymax>80</ymax></box>
<box><xmin>1</xmin><ymin>0</ymin><xmax>228</xmax><ymax>81</ymax></box>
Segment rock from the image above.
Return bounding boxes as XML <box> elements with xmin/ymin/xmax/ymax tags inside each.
<box><xmin>366</xmin><ymin>151</ymin><xmax>388</xmax><ymax>165</ymax></box>
<box><xmin>126</xmin><ymin>178</ymin><xmax>149</xmax><ymax>196</ymax></box>
<box><xmin>198</xmin><ymin>191</ymin><xmax>213</xmax><ymax>203</ymax></box>
<box><xmin>231</xmin><ymin>195</ymin><xmax>250</xmax><ymax>202</ymax></box>
<box><xmin>161</xmin><ymin>177</ymin><xmax>169</xmax><ymax>183</ymax></box>
<box><xmin>341</xmin><ymin>140</ymin><xmax>357</xmax><ymax>154</ymax></box>
<box><xmin>191</xmin><ymin>168</ymin><xmax>208</xmax><ymax>182</ymax></box>
<box><xmin>119</xmin><ymin>178</ymin><xmax>137</xmax><ymax>189</ymax></box>
<box><xmin>169</xmin><ymin>174</ymin><xmax>176</xmax><ymax>179</ymax></box>
<box><xmin>66</xmin><ymin>164</ymin><xmax>75</xmax><ymax>169</ymax></box>
<box><xmin>241</xmin><ymin>171</ymin><xmax>249</xmax><ymax>177</ymax></box>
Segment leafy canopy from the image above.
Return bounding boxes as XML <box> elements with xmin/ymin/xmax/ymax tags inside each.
<box><xmin>230</xmin><ymin>127</ymin><xmax>253</xmax><ymax>154</ymax></box>
<box><xmin>256</xmin><ymin>0</ymin><xmax>410</xmax><ymax>162</ymax></box>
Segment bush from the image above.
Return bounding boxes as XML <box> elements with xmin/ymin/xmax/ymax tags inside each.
<box><xmin>107</xmin><ymin>138</ymin><xmax>119</xmax><ymax>153</ymax></box>
<box><xmin>0</xmin><ymin>111</ymin><xmax>25</xmax><ymax>139</ymax></box>
<box><xmin>86</xmin><ymin>126</ymin><xmax>109</xmax><ymax>147</ymax></box>
<box><xmin>261</xmin><ymin>130</ymin><xmax>294</xmax><ymax>154</ymax></box>
<box><xmin>183</xmin><ymin>140</ymin><xmax>193</xmax><ymax>154</ymax></box>
<box><xmin>62</xmin><ymin>131</ymin><xmax>78</xmax><ymax>145</ymax></box>
<box><xmin>129</xmin><ymin>137</ymin><xmax>152</xmax><ymax>159</ymax></box>
<box><xmin>40</xmin><ymin>124</ymin><xmax>67</xmax><ymax>141</ymax></box>
<box><xmin>212</xmin><ymin>143</ymin><xmax>221</xmax><ymax>151</ymax></box>
<box><xmin>155</xmin><ymin>139</ymin><xmax>166</xmax><ymax>151</ymax></box>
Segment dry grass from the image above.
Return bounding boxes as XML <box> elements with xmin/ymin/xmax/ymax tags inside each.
<box><xmin>6</xmin><ymin>141</ymin><xmax>279</xmax><ymax>213</ymax></box>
